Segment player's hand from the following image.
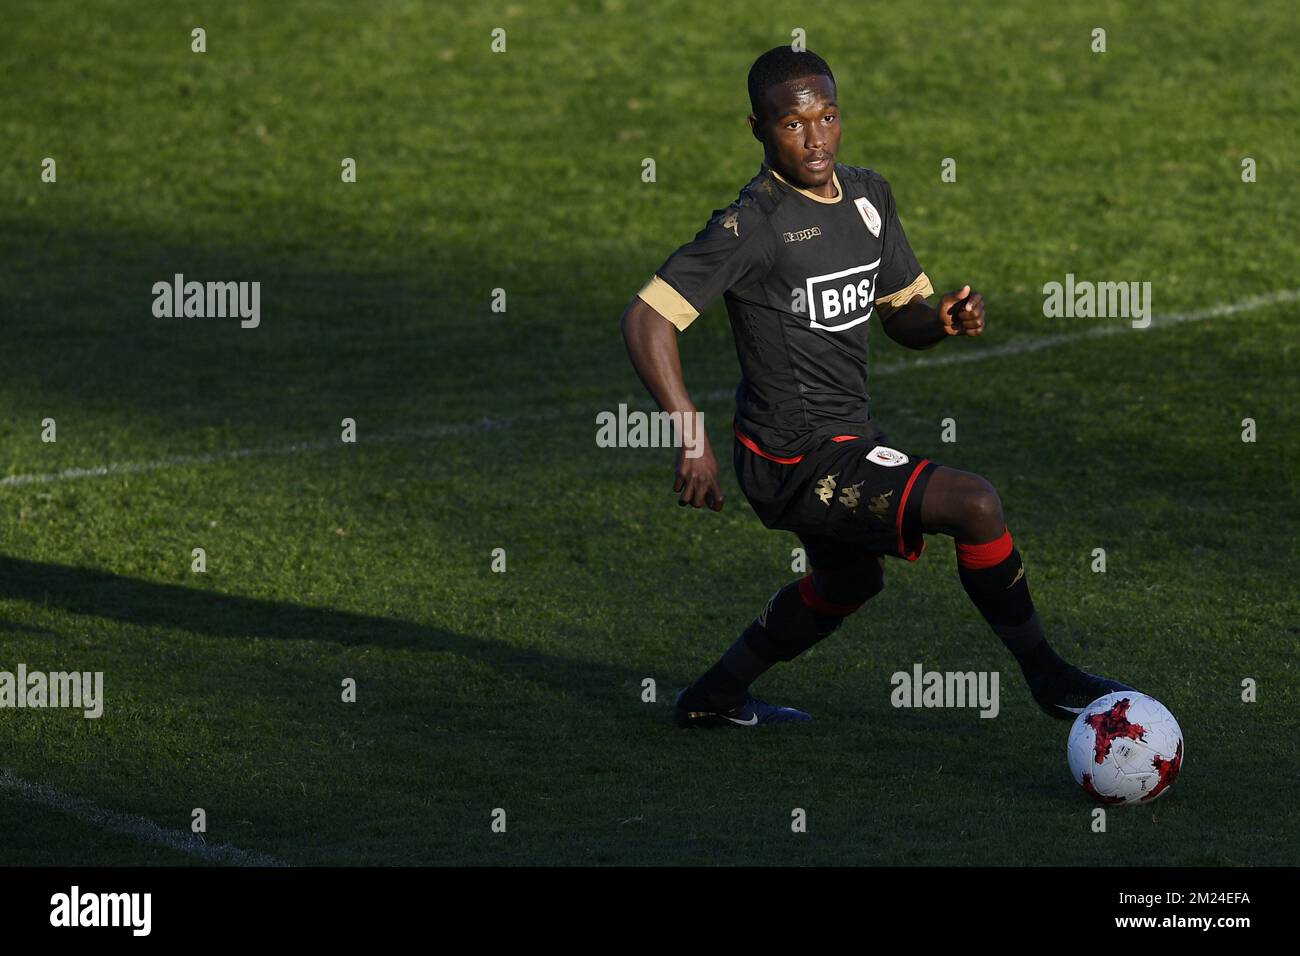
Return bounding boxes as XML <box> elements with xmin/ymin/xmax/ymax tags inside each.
<box><xmin>939</xmin><ymin>285</ymin><xmax>985</xmax><ymax>337</ymax></box>
<box><xmin>674</xmin><ymin>436</ymin><xmax>725</xmax><ymax>511</ymax></box>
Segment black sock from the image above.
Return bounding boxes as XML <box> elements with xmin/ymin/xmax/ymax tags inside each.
<box><xmin>685</xmin><ymin>580</ymin><xmax>844</xmax><ymax>710</ymax></box>
<box><xmin>989</xmin><ymin>611</ymin><xmax>1067</xmax><ymax>681</ymax></box>
<box><xmin>686</xmin><ymin>642</ymin><xmax>758</xmax><ymax>711</ymax></box>
<box><xmin>955</xmin><ymin>533</ymin><xmax>1066</xmax><ymax>681</ymax></box>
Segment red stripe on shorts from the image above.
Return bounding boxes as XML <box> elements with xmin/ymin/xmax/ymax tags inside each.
<box><xmin>895</xmin><ymin>458</ymin><xmax>933</xmax><ymax>561</ymax></box>
<box><xmin>733</xmin><ymin>421</ymin><xmax>804</xmax><ymax>464</ymax></box>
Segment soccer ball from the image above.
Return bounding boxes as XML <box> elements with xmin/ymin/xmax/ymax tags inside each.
<box><xmin>1067</xmin><ymin>691</ymin><xmax>1183</xmax><ymax>804</ymax></box>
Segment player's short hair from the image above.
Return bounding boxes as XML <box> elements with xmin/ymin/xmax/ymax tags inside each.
<box><xmin>747</xmin><ymin>47</ymin><xmax>836</xmax><ymax>122</ymax></box>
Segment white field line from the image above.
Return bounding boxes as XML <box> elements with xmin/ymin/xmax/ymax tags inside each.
<box><xmin>0</xmin><ymin>414</ymin><xmax>570</xmax><ymax>488</ymax></box>
<box><xmin>2</xmin><ymin>288</ymin><xmax>1295</xmax><ymax>489</ymax></box>
<box><xmin>862</xmin><ymin>287</ymin><xmax>1300</xmax><ymax>375</ymax></box>
<box><xmin>0</xmin><ymin>768</ymin><xmax>289</xmax><ymax>866</ymax></box>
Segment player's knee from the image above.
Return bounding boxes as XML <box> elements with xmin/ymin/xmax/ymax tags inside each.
<box><xmin>958</xmin><ymin>475</ymin><xmax>1005</xmax><ymax>540</ymax></box>
<box><xmin>923</xmin><ymin>467</ymin><xmax>1005</xmax><ymax>540</ymax></box>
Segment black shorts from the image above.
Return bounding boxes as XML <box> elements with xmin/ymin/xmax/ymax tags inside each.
<box><xmin>733</xmin><ymin>420</ymin><xmax>939</xmax><ymax>567</ymax></box>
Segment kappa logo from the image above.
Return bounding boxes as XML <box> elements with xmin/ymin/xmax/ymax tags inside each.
<box><xmin>815</xmin><ymin>473</ymin><xmax>839</xmax><ymax>505</ymax></box>
<box><xmin>854</xmin><ymin>197</ymin><xmax>881</xmax><ymax>238</ymax></box>
<box><xmin>868</xmin><ymin>489</ymin><xmax>894</xmax><ymax>517</ymax></box>
<box><xmin>866</xmin><ymin>446</ymin><xmax>909</xmax><ymax>467</ymax></box>
<box><xmin>717</xmin><ymin>209</ymin><xmax>741</xmax><ymax>237</ymax></box>
<box><xmin>783</xmin><ymin>226</ymin><xmax>822</xmax><ymax>243</ymax></box>
<box><xmin>837</xmin><ymin>480</ymin><xmax>864</xmax><ymax>510</ymax></box>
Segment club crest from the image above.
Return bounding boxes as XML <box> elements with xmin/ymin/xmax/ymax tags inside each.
<box><xmin>854</xmin><ymin>197</ymin><xmax>881</xmax><ymax>238</ymax></box>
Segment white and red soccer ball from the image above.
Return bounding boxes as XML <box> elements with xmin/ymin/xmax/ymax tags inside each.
<box><xmin>1067</xmin><ymin>692</ymin><xmax>1184</xmax><ymax>804</ymax></box>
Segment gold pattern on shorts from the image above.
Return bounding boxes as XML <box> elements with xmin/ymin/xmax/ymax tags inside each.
<box><xmin>815</xmin><ymin>473</ymin><xmax>839</xmax><ymax>506</ymax></box>
<box><xmin>837</xmin><ymin>481</ymin><xmax>864</xmax><ymax>510</ymax></box>
<box><xmin>868</xmin><ymin>489</ymin><xmax>894</xmax><ymax>518</ymax></box>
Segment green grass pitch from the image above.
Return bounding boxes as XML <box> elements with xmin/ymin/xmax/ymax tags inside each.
<box><xmin>0</xmin><ymin>0</ymin><xmax>1296</xmax><ymax>865</ymax></box>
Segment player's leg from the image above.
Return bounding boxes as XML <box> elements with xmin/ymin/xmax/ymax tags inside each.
<box><xmin>673</xmin><ymin>539</ymin><xmax>883</xmax><ymax>727</ymax></box>
<box><xmin>918</xmin><ymin>466</ymin><xmax>1133</xmax><ymax>718</ymax></box>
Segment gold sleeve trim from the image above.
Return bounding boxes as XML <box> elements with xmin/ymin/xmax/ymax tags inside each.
<box><xmin>875</xmin><ymin>272</ymin><xmax>935</xmax><ymax>319</ymax></box>
<box><xmin>637</xmin><ymin>275</ymin><xmax>699</xmax><ymax>331</ymax></box>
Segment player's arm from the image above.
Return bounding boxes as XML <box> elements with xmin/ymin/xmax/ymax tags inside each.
<box><xmin>624</xmin><ymin>197</ymin><xmax>772</xmax><ymax>510</ymax></box>
<box><xmin>870</xmin><ymin>178</ymin><xmax>985</xmax><ymax>349</ymax></box>
<box><xmin>620</xmin><ymin>296</ymin><xmax>725</xmax><ymax>511</ymax></box>
<box><xmin>880</xmin><ymin>284</ymin><xmax>985</xmax><ymax>350</ymax></box>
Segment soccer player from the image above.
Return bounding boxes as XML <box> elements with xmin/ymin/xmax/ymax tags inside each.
<box><xmin>621</xmin><ymin>47</ymin><xmax>1134</xmax><ymax>728</ymax></box>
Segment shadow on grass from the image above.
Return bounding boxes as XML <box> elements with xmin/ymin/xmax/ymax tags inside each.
<box><xmin>0</xmin><ymin>217</ymin><xmax>656</xmax><ymax>441</ymax></box>
<box><xmin>0</xmin><ymin>555</ymin><xmax>654</xmax><ymax>708</ymax></box>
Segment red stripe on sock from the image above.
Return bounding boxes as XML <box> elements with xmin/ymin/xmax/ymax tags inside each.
<box><xmin>955</xmin><ymin>529</ymin><xmax>1014</xmax><ymax>570</ymax></box>
<box><xmin>797</xmin><ymin>574</ymin><xmax>861</xmax><ymax>617</ymax></box>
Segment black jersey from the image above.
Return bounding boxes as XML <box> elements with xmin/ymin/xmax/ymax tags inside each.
<box><xmin>638</xmin><ymin>163</ymin><xmax>933</xmax><ymax>459</ymax></box>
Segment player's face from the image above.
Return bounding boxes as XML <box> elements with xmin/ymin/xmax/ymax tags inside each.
<box><xmin>751</xmin><ymin>74</ymin><xmax>840</xmax><ymax>194</ymax></box>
